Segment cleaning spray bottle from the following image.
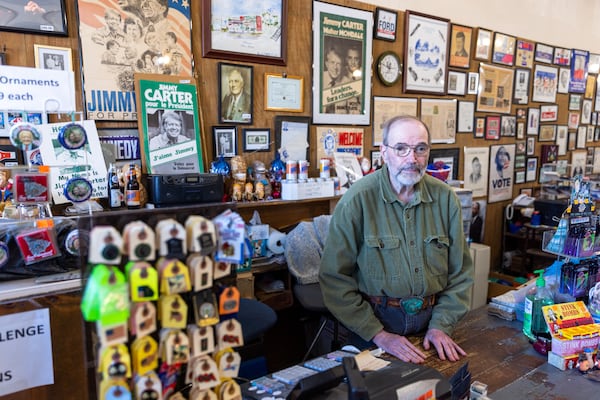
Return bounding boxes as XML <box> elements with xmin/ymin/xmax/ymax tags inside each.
<box><xmin>523</xmin><ymin>269</ymin><xmax>554</xmax><ymax>340</ymax></box>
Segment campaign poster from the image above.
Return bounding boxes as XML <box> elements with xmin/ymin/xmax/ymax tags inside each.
<box><xmin>488</xmin><ymin>144</ymin><xmax>515</xmax><ymax>203</ymax></box>
<box><xmin>77</xmin><ymin>0</ymin><xmax>192</xmax><ymax>121</ymax></box>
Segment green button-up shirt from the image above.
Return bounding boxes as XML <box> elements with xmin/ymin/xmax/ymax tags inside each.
<box><xmin>319</xmin><ymin>164</ymin><xmax>474</xmax><ymax>341</ymax></box>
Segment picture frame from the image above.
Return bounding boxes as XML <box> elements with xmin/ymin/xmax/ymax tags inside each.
<box><xmin>515</xmin><ymin>39</ymin><xmax>534</xmax><ymax>69</ymax></box>
<box><xmin>569</xmin><ymin>94</ymin><xmax>582</xmax><ymax>110</ymax></box>
<box><xmin>488</xmin><ymin>144</ymin><xmax>515</xmax><ymax>203</ymax></box>
<box><xmin>201</xmin><ymin>0</ymin><xmax>287</xmax><ymax>65</ymax></box>
<box><xmin>538</xmin><ymin>124</ymin><xmax>557</xmax><ymax>142</ymax></box>
<box><xmin>457</xmin><ymin>101</ymin><xmax>475</xmax><ymax>133</ymax></box>
<box><xmin>33</xmin><ymin>44</ymin><xmax>72</xmax><ymax>71</ymax></box>
<box><xmin>313</xmin><ymin>1</ymin><xmax>373</xmax><ymax>125</ymax></box>
<box><xmin>485</xmin><ymin>115</ymin><xmax>501</xmax><ymax>140</ymax></box>
<box><xmin>420</xmin><ymin>98</ymin><xmax>457</xmax><ymax>143</ymax></box>
<box><xmin>370</xmin><ymin>150</ymin><xmax>382</xmax><ymax>170</ymax></box>
<box><xmin>569</xmin><ymin>49</ymin><xmax>589</xmax><ymax>93</ymax></box>
<box><xmin>213</xmin><ymin>126</ymin><xmax>237</xmax><ymax>158</ymax></box>
<box><xmin>474</xmin><ymin>117</ymin><xmax>486</xmax><ymax>138</ymax></box>
<box><xmin>474</xmin><ymin>28</ymin><xmax>492</xmax><ymax>61</ymax></box>
<box><xmin>577</xmin><ymin>126</ymin><xmax>587</xmax><ymax>148</ymax></box>
<box><xmin>0</xmin><ymin>52</ymin><xmax>5</xmax><ymax>65</ymax></box>
<box><xmin>526</xmin><ymin>157</ymin><xmax>538</xmax><ymax>182</ymax></box>
<box><xmin>374</xmin><ymin>7</ymin><xmax>397</xmax><ymax>41</ymax></box>
<box><xmin>571</xmin><ymin>150</ymin><xmax>587</xmax><ymax>176</ymax></box>
<box><xmin>534</xmin><ymin>43</ymin><xmax>554</xmax><ymax>64</ymax></box>
<box><xmin>568</xmin><ymin>111</ymin><xmax>580</xmax><ymax>129</ymax></box>
<box><xmin>467</xmin><ymin>72</ymin><xmax>479</xmax><ymax>95</ymax></box>
<box><xmin>463</xmin><ymin>146</ymin><xmax>489</xmax><ymax>197</ymax></box>
<box><xmin>243</xmin><ymin>128</ymin><xmax>270</xmax><ymax>152</ymax></box>
<box><xmin>449</xmin><ymin>24</ymin><xmax>472</xmax><ymax>69</ymax></box>
<box><xmin>447</xmin><ymin>70</ymin><xmax>467</xmax><ymax>95</ymax></box>
<box><xmin>403</xmin><ymin>11</ymin><xmax>450</xmax><ymax>94</ymax></box>
<box><xmin>553</xmin><ymin>47</ymin><xmax>571</xmax><ymax>66</ymax></box>
<box><xmin>429</xmin><ymin>148</ymin><xmax>459</xmax><ymax>180</ymax></box>
<box><xmin>582</xmin><ymin>99</ymin><xmax>593</xmax><ymax>124</ymax></box>
<box><xmin>218</xmin><ymin>62</ymin><xmax>253</xmax><ymax>124</ymax></box>
<box><xmin>477</xmin><ymin>63</ymin><xmax>514</xmax><ymax>114</ymax></box>
<box><xmin>520</xmin><ymin>187</ymin><xmax>533</xmax><ymax>196</ymax></box>
<box><xmin>0</xmin><ymin>0</ymin><xmax>67</xmax><ymax>36</ymax></box>
<box><xmin>516</xmin><ymin>141</ymin><xmax>526</xmax><ymax>155</ymax></box>
<box><xmin>585</xmin><ymin>75</ymin><xmax>596</xmax><ymax>99</ymax></box>
<box><xmin>526</xmin><ymin>137</ymin><xmax>536</xmax><ymax>155</ymax></box>
<box><xmin>595</xmin><ymin>79</ymin><xmax>600</xmax><ymax>112</ymax></box>
<box><xmin>516</xmin><ymin>121</ymin><xmax>525</xmax><ymax>139</ymax></box>
<box><xmin>500</xmin><ymin>115</ymin><xmax>516</xmax><ymax>137</ymax></box>
<box><xmin>568</xmin><ymin>131</ymin><xmax>577</xmax><ymax>151</ymax></box>
<box><xmin>556</xmin><ymin>125</ymin><xmax>568</xmax><ymax>155</ymax></box>
<box><xmin>540</xmin><ymin>104</ymin><xmax>558</xmax><ymax>122</ymax></box>
<box><xmin>589</xmin><ymin>53</ymin><xmax>600</xmax><ymax>74</ymax></box>
<box><xmin>274</xmin><ymin>115</ymin><xmax>310</xmax><ymax>161</ymax></box>
<box><xmin>515</xmin><ymin>170</ymin><xmax>525</xmax><ymax>184</ymax></box>
<box><xmin>512</xmin><ymin>68</ymin><xmax>530</xmax><ymax>104</ymax></box>
<box><xmin>372</xmin><ymin>97</ymin><xmax>417</xmax><ymax>145</ymax></box>
<box><xmin>492</xmin><ymin>32</ymin><xmax>515</xmax><ymax>66</ymax></box>
<box><xmin>516</xmin><ymin>108</ymin><xmax>527</xmax><ymax>120</ymax></box>
<box><xmin>532</xmin><ymin>64</ymin><xmax>558</xmax><ymax>103</ymax></box>
<box><xmin>264</xmin><ymin>73</ymin><xmax>304</xmax><ymax>112</ymax></box>
<box><xmin>557</xmin><ymin>67</ymin><xmax>570</xmax><ymax>94</ymax></box>
<box><xmin>527</xmin><ymin>107</ymin><xmax>540</xmax><ymax>135</ymax></box>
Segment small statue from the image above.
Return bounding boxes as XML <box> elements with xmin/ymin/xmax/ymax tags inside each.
<box><xmin>232</xmin><ymin>183</ymin><xmax>243</xmax><ymax>202</ymax></box>
<box><xmin>244</xmin><ymin>182</ymin><xmax>254</xmax><ymax>202</ymax></box>
<box><xmin>255</xmin><ymin>181</ymin><xmax>265</xmax><ymax>200</ymax></box>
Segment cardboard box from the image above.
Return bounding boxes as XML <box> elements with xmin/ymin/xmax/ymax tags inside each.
<box><xmin>281</xmin><ymin>179</ymin><xmax>334</xmax><ymax>200</ymax></box>
<box><xmin>236</xmin><ymin>272</ymin><xmax>255</xmax><ymax>299</ymax></box>
<box><xmin>487</xmin><ymin>272</ymin><xmax>524</xmax><ymax>299</ymax></box>
<box><xmin>547</xmin><ymin>351</ymin><xmax>579</xmax><ymax>370</ymax></box>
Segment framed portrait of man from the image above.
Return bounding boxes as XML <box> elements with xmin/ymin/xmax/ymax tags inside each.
<box><xmin>218</xmin><ymin>63</ymin><xmax>253</xmax><ymax>124</ymax></box>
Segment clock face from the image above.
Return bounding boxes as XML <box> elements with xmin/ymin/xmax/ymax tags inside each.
<box><xmin>378</xmin><ymin>52</ymin><xmax>401</xmax><ymax>86</ymax></box>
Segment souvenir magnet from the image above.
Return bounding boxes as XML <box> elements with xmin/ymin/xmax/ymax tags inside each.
<box><xmin>159</xmin><ymin>294</ymin><xmax>188</xmax><ymax>329</ymax></box>
<box><xmin>64</xmin><ymin>176</ymin><xmax>93</xmax><ymax>203</ymax></box>
<box><xmin>9</xmin><ymin>122</ymin><xmax>41</xmax><ymax>151</ymax></box>
<box><xmin>99</xmin><ymin>344</ymin><xmax>132</xmax><ymax>380</ymax></box>
<box><xmin>64</xmin><ymin>229</ymin><xmax>82</xmax><ymax>256</ymax></box>
<box><xmin>89</xmin><ymin>226</ymin><xmax>123</xmax><ymax>265</ymax></box>
<box><xmin>58</xmin><ymin>122</ymin><xmax>87</xmax><ymax>149</ymax></box>
<box><xmin>134</xmin><ymin>372</ymin><xmax>162</xmax><ymax>400</ymax></box>
<box><xmin>192</xmin><ymin>291</ymin><xmax>219</xmax><ymax>327</ymax></box>
<box><xmin>218</xmin><ymin>287</ymin><xmax>240</xmax><ymax>315</ymax></box>
<box><xmin>16</xmin><ymin>227</ymin><xmax>60</xmax><ymax>265</ymax></box>
<box><xmin>216</xmin><ymin>319</ymin><xmax>243</xmax><ymax>350</ymax></box>
<box><xmin>188</xmin><ymin>325</ymin><xmax>215</xmax><ymax>358</ymax></box>
<box><xmin>130</xmin><ymin>302</ymin><xmax>157</xmax><ymax>338</ymax></box>
<box><xmin>13</xmin><ymin>172</ymin><xmax>50</xmax><ymax>203</ymax></box>
<box><xmin>96</xmin><ymin>321</ymin><xmax>128</xmax><ymax>348</ymax></box>
<box><xmin>131</xmin><ymin>336</ymin><xmax>159</xmax><ymax>376</ymax></box>
<box><xmin>189</xmin><ymin>355</ymin><xmax>219</xmax><ymax>391</ymax></box>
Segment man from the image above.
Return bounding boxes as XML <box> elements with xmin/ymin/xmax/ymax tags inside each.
<box><xmin>469</xmin><ymin>201</ymin><xmax>483</xmax><ymax>243</ymax></box>
<box><xmin>91</xmin><ymin>9</ymin><xmax>125</xmax><ymax>46</ymax></box>
<box><xmin>344</xmin><ymin>45</ymin><xmax>363</xmax><ymax>115</ymax></box>
<box><xmin>454</xmin><ymin>31</ymin><xmax>468</xmax><ymax>57</ymax></box>
<box><xmin>320</xmin><ymin>116</ymin><xmax>473</xmax><ymax>363</ymax></box>
<box><xmin>322</xmin><ymin>47</ymin><xmax>350</xmax><ymax>114</ymax></box>
<box><xmin>149</xmin><ymin>110</ymin><xmax>188</xmax><ymax>150</ymax></box>
<box><xmin>221</xmin><ymin>68</ymin><xmax>251</xmax><ymax>122</ymax></box>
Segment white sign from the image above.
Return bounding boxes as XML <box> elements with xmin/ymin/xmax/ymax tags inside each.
<box><xmin>0</xmin><ymin>309</ymin><xmax>54</xmax><ymax>396</ymax></box>
<box><xmin>0</xmin><ymin>65</ymin><xmax>76</xmax><ymax>112</ymax></box>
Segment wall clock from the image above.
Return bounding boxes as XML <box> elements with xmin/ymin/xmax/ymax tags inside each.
<box><xmin>377</xmin><ymin>51</ymin><xmax>402</xmax><ymax>86</ymax></box>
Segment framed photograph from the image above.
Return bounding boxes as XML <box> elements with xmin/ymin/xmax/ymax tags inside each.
<box><xmin>568</xmin><ymin>111</ymin><xmax>580</xmax><ymax>129</ymax></box>
<box><xmin>429</xmin><ymin>148</ymin><xmax>460</xmax><ymax>180</ymax></box>
<box><xmin>532</xmin><ymin>64</ymin><xmax>558</xmax><ymax>103</ymax></box>
<box><xmin>569</xmin><ymin>94</ymin><xmax>582</xmax><ymax>110</ymax></box>
<box><xmin>540</xmin><ymin>104</ymin><xmax>558</xmax><ymax>122</ymax></box>
<box><xmin>534</xmin><ymin>43</ymin><xmax>554</xmax><ymax>64</ymax></box>
<box><xmin>463</xmin><ymin>147</ymin><xmax>489</xmax><ymax>196</ymax></box>
<box><xmin>313</xmin><ymin>1</ymin><xmax>373</xmax><ymax>125</ymax></box>
<box><xmin>0</xmin><ymin>52</ymin><xmax>5</xmax><ymax>65</ymax></box>
<box><xmin>585</xmin><ymin>75</ymin><xmax>596</xmax><ymax>99</ymax></box>
<box><xmin>449</xmin><ymin>24</ymin><xmax>472</xmax><ymax>69</ymax></box>
<box><xmin>515</xmin><ymin>154</ymin><xmax>526</xmax><ymax>169</ymax></box>
<box><xmin>582</xmin><ymin>99</ymin><xmax>593</xmax><ymax>124</ymax></box>
<box><xmin>371</xmin><ymin>150</ymin><xmax>382</xmax><ymax>170</ymax></box>
<box><xmin>457</xmin><ymin>101</ymin><xmax>475</xmax><ymax>133</ymax></box>
<box><xmin>403</xmin><ymin>11</ymin><xmax>450</xmax><ymax>94</ymax></box>
<box><xmin>569</xmin><ymin>49</ymin><xmax>589</xmax><ymax>93</ymax></box>
<box><xmin>527</xmin><ymin>108</ymin><xmax>540</xmax><ymax>135</ymax></box>
<box><xmin>557</xmin><ymin>67</ymin><xmax>570</xmax><ymax>94</ymax></box>
<box><xmin>33</xmin><ymin>44</ymin><xmax>72</xmax><ymax>71</ymax></box>
<box><xmin>595</xmin><ymin>79</ymin><xmax>600</xmax><ymax>112</ymax></box>
<box><xmin>372</xmin><ymin>97</ymin><xmax>417</xmax><ymax>145</ymax></box>
<box><xmin>374</xmin><ymin>7</ymin><xmax>397</xmax><ymax>41</ymax></box>
<box><xmin>213</xmin><ymin>126</ymin><xmax>237</xmax><ymax>158</ymax></box>
<box><xmin>553</xmin><ymin>47</ymin><xmax>571</xmax><ymax>66</ymax></box>
<box><xmin>488</xmin><ymin>144</ymin><xmax>515</xmax><ymax>203</ymax></box>
<box><xmin>492</xmin><ymin>32</ymin><xmax>515</xmax><ymax>66</ymax></box>
<box><xmin>571</xmin><ymin>150</ymin><xmax>587</xmax><ymax>176</ymax></box>
<box><xmin>218</xmin><ymin>63</ymin><xmax>253</xmax><ymax>124</ymax></box>
<box><xmin>500</xmin><ymin>115</ymin><xmax>516</xmax><ymax>137</ymax></box>
<box><xmin>475</xmin><ymin>28</ymin><xmax>492</xmax><ymax>60</ymax></box>
<box><xmin>516</xmin><ymin>121</ymin><xmax>525</xmax><ymax>139</ymax></box>
<box><xmin>538</xmin><ymin>125</ymin><xmax>556</xmax><ymax>142</ymax></box>
<box><xmin>516</xmin><ymin>141</ymin><xmax>526</xmax><ymax>155</ymax></box>
<box><xmin>0</xmin><ymin>0</ymin><xmax>67</xmax><ymax>36</ymax></box>
<box><xmin>593</xmin><ymin>112</ymin><xmax>598</xmax><ymax>126</ymax></box>
<box><xmin>589</xmin><ymin>53</ymin><xmax>600</xmax><ymax>74</ymax></box>
<box><xmin>474</xmin><ymin>117</ymin><xmax>485</xmax><ymax>138</ymax></box>
<box><xmin>467</xmin><ymin>72</ymin><xmax>479</xmax><ymax>95</ymax></box>
<box><xmin>513</xmin><ymin>68</ymin><xmax>530</xmax><ymax>104</ymax></box>
<box><xmin>527</xmin><ymin>137</ymin><xmax>536</xmax><ymax>155</ymax></box>
<box><xmin>515</xmin><ymin>39</ymin><xmax>534</xmax><ymax>68</ymax></box>
<box><xmin>516</xmin><ymin>108</ymin><xmax>527</xmax><ymax>120</ymax></box>
<box><xmin>243</xmin><ymin>128</ymin><xmax>270</xmax><ymax>152</ymax></box>
<box><xmin>447</xmin><ymin>70</ymin><xmax>467</xmax><ymax>95</ymax></box>
<box><xmin>515</xmin><ymin>170</ymin><xmax>525</xmax><ymax>184</ymax></box>
<box><xmin>264</xmin><ymin>73</ymin><xmax>303</xmax><ymax>112</ymax></box>
<box><xmin>477</xmin><ymin>63</ymin><xmax>514</xmax><ymax>114</ymax></box>
<box><xmin>577</xmin><ymin>126</ymin><xmax>587</xmax><ymax>148</ymax></box>
<box><xmin>588</xmin><ymin>125</ymin><xmax>595</xmax><ymax>142</ymax></box>
<box><xmin>201</xmin><ymin>0</ymin><xmax>287</xmax><ymax>65</ymax></box>
<box><xmin>526</xmin><ymin>157</ymin><xmax>538</xmax><ymax>182</ymax></box>
<box><xmin>420</xmin><ymin>98</ymin><xmax>457</xmax><ymax>143</ymax></box>
<box><xmin>568</xmin><ymin>131</ymin><xmax>577</xmax><ymax>150</ymax></box>
<box><xmin>274</xmin><ymin>115</ymin><xmax>310</xmax><ymax>161</ymax></box>
<box><xmin>485</xmin><ymin>115</ymin><xmax>500</xmax><ymax>140</ymax></box>
<box><xmin>541</xmin><ymin>144</ymin><xmax>558</xmax><ymax>164</ymax></box>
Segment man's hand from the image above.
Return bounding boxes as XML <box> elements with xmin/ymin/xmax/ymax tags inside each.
<box><xmin>372</xmin><ymin>330</ymin><xmax>426</xmax><ymax>364</ymax></box>
<box><xmin>423</xmin><ymin>328</ymin><xmax>467</xmax><ymax>362</ymax></box>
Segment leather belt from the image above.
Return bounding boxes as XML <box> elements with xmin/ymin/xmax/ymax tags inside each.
<box><xmin>366</xmin><ymin>294</ymin><xmax>435</xmax><ymax>311</ymax></box>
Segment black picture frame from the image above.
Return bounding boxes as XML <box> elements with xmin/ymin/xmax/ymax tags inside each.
<box><xmin>428</xmin><ymin>148</ymin><xmax>459</xmax><ymax>180</ymax></box>
<box><xmin>243</xmin><ymin>128</ymin><xmax>270</xmax><ymax>152</ymax></box>
<box><xmin>0</xmin><ymin>0</ymin><xmax>68</xmax><ymax>36</ymax></box>
<box><xmin>218</xmin><ymin>62</ymin><xmax>253</xmax><ymax>124</ymax></box>
<box><xmin>212</xmin><ymin>125</ymin><xmax>237</xmax><ymax>158</ymax></box>
<box><xmin>274</xmin><ymin>115</ymin><xmax>310</xmax><ymax>161</ymax></box>
<box><xmin>374</xmin><ymin>7</ymin><xmax>397</xmax><ymax>41</ymax></box>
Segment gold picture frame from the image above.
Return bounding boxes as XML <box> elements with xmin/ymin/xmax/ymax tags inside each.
<box><xmin>33</xmin><ymin>44</ymin><xmax>72</xmax><ymax>71</ymax></box>
<box><xmin>264</xmin><ymin>73</ymin><xmax>304</xmax><ymax>112</ymax></box>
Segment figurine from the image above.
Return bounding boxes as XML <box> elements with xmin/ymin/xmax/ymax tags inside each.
<box><xmin>232</xmin><ymin>183</ymin><xmax>242</xmax><ymax>202</ymax></box>
<box><xmin>244</xmin><ymin>182</ymin><xmax>254</xmax><ymax>202</ymax></box>
<box><xmin>255</xmin><ymin>181</ymin><xmax>265</xmax><ymax>200</ymax></box>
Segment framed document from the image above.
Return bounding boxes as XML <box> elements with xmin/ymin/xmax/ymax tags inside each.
<box><xmin>264</xmin><ymin>73</ymin><xmax>303</xmax><ymax>112</ymax></box>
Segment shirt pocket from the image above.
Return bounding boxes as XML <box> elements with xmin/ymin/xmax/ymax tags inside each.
<box><xmin>424</xmin><ymin>235</ymin><xmax>449</xmax><ymax>276</ymax></box>
<box><xmin>364</xmin><ymin>236</ymin><xmax>401</xmax><ymax>279</ymax></box>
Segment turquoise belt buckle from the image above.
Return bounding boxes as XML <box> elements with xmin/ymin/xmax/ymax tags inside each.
<box><xmin>401</xmin><ymin>297</ymin><xmax>424</xmax><ymax>315</ymax></box>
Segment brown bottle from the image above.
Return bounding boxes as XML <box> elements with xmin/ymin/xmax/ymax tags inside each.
<box><xmin>125</xmin><ymin>163</ymin><xmax>140</xmax><ymax>209</ymax></box>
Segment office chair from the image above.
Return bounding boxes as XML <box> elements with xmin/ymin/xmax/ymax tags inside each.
<box><xmin>237</xmin><ymin>298</ymin><xmax>277</xmax><ymax>379</ymax></box>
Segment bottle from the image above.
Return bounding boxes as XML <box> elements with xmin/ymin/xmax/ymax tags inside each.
<box><xmin>523</xmin><ymin>269</ymin><xmax>554</xmax><ymax>340</ymax></box>
<box><xmin>125</xmin><ymin>163</ymin><xmax>141</xmax><ymax>209</ymax></box>
<box><xmin>107</xmin><ymin>163</ymin><xmax>121</xmax><ymax>209</ymax></box>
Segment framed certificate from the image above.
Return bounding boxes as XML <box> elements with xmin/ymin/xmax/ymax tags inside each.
<box><xmin>264</xmin><ymin>73</ymin><xmax>304</xmax><ymax>112</ymax></box>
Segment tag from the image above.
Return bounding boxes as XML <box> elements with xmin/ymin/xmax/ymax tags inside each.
<box><xmin>89</xmin><ymin>226</ymin><xmax>123</xmax><ymax>265</ymax></box>
<box><xmin>216</xmin><ymin>319</ymin><xmax>243</xmax><ymax>350</ymax></box>
<box><xmin>130</xmin><ymin>302</ymin><xmax>157</xmax><ymax>338</ymax></box>
<box><xmin>126</xmin><ymin>261</ymin><xmax>159</xmax><ymax>302</ymax></box>
<box><xmin>159</xmin><ymin>259</ymin><xmax>191</xmax><ymax>295</ymax></box>
<box><xmin>215</xmin><ymin>348</ymin><xmax>241</xmax><ymax>379</ymax></box>
<box><xmin>81</xmin><ymin>265</ymin><xmax>129</xmax><ymax>325</ymax></box>
<box><xmin>156</xmin><ymin>219</ymin><xmax>187</xmax><ymax>258</ymax></box>
<box><xmin>97</xmin><ymin>321</ymin><xmax>128</xmax><ymax>348</ymax></box>
<box><xmin>161</xmin><ymin>329</ymin><xmax>190</xmax><ymax>366</ymax></box>
<box><xmin>192</xmin><ymin>291</ymin><xmax>220</xmax><ymax>327</ymax></box>
<box><xmin>123</xmin><ymin>221</ymin><xmax>156</xmax><ymax>261</ymax></box>
<box><xmin>131</xmin><ymin>335</ymin><xmax>159</xmax><ymax>376</ymax></box>
<box><xmin>188</xmin><ymin>325</ymin><xmax>215</xmax><ymax>358</ymax></box>
<box><xmin>186</xmin><ymin>216</ymin><xmax>217</xmax><ymax>254</ymax></box>
<box><xmin>189</xmin><ymin>355</ymin><xmax>220</xmax><ymax>391</ymax></box>
<box><xmin>217</xmin><ymin>379</ymin><xmax>242</xmax><ymax>400</ymax></box>
<box><xmin>133</xmin><ymin>372</ymin><xmax>162</xmax><ymax>400</ymax></box>
<box><xmin>159</xmin><ymin>294</ymin><xmax>188</xmax><ymax>329</ymax></box>
<box><xmin>98</xmin><ymin>344</ymin><xmax>132</xmax><ymax>380</ymax></box>
<box><xmin>188</xmin><ymin>387</ymin><xmax>217</xmax><ymax>400</ymax></box>
<box><xmin>213</xmin><ymin>260</ymin><xmax>232</xmax><ymax>280</ymax></box>
<box><xmin>213</xmin><ymin>210</ymin><xmax>247</xmax><ymax>264</ymax></box>
<box><xmin>99</xmin><ymin>378</ymin><xmax>132</xmax><ymax>400</ymax></box>
<box><xmin>218</xmin><ymin>287</ymin><xmax>240</xmax><ymax>315</ymax></box>
<box><xmin>188</xmin><ymin>254</ymin><xmax>213</xmax><ymax>292</ymax></box>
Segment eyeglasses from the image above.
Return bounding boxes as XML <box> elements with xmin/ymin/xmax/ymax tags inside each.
<box><xmin>384</xmin><ymin>142</ymin><xmax>430</xmax><ymax>157</ymax></box>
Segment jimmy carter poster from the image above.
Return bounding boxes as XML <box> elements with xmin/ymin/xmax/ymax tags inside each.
<box><xmin>77</xmin><ymin>0</ymin><xmax>192</xmax><ymax>121</ymax></box>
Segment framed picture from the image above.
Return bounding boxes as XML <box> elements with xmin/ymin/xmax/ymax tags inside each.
<box><xmin>420</xmin><ymin>98</ymin><xmax>457</xmax><ymax>143</ymax></box>
<box><xmin>520</xmin><ymin>187</ymin><xmax>533</xmax><ymax>196</ymax></box>
<box><xmin>527</xmin><ymin>108</ymin><xmax>540</xmax><ymax>135</ymax></box>
<box><xmin>33</xmin><ymin>44</ymin><xmax>72</xmax><ymax>71</ymax></box>
<box><xmin>449</xmin><ymin>24</ymin><xmax>472</xmax><ymax>68</ymax></box>
<box><xmin>577</xmin><ymin>126</ymin><xmax>587</xmax><ymax>148</ymax></box>
<box><xmin>527</xmin><ymin>137</ymin><xmax>536</xmax><ymax>155</ymax></box>
<box><xmin>213</xmin><ymin>126</ymin><xmax>237</xmax><ymax>158</ymax></box>
<box><xmin>538</xmin><ymin>125</ymin><xmax>556</xmax><ymax>142</ymax></box>
<box><xmin>556</xmin><ymin>125</ymin><xmax>568</xmax><ymax>155</ymax></box>
<box><xmin>585</xmin><ymin>75</ymin><xmax>596</xmax><ymax>99</ymax></box>
<box><xmin>474</xmin><ymin>117</ymin><xmax>485</xmax><ymax>138</ymax></box>
<box><xmin>516</xmin><ymin>108</ymin><xmax>527</xmax><ymax>120</ymax></box>
<box><xmin>540</xmin><ymin>104</ymin><xmax>558</xmax><ymax>122</ymax></box>
<box><xmin>515</xmin><ymin>170</ymin><xmax>525</xmax><ymax>184</ymax></box>
<box><xmin>589</xmin><ymin>53</ymin><xmax>600</xmax><ymax>74</ymax></box>
<box><xmin>492</xmin><ymin>32</ymin><xmax>515</xmax><ymax>66</ymax></box>
<box><xmin>243</xmin><ymin>128</ymin><xmax>270</xmax><ymax>152</ymax></box>
<box><xmin>403</xmin><ymin>11</ymin><xmax>450</xmax><ymax>94</ymax></box>
<box><xmin>0</xmin><ymin>0</ymin><xmax>67</xmax><ymax>36</ymax></box>
<box><xmin>568</xmin><ymin>111</ymin><xmax>580</xmax><ymax>129</ymax></box>
<box><xmin>513</xmin><ymin>68</ymin><xmax>530</xmax><ymax>104</ymax></box>
<box><xmin>500</xmin><ymin>115</ymin><xmax>516</xmax><ymax>137</ymax></box>
<box><xmin>488</xmin><ymin>144</ymin><xmax>515</xmax><ymax>203</ymax></box>
<box><xmin>571</xmin><ymin>150</ymin><xmax>587</xmax><ymax>176</ymax></box>
<box><xmin>557</xmin><ymin>67</ymin><xmax>570</xmax><ymax>94</ymax></box>
<box><xmin>0</xmin><ymin>52</ymin><xmax>5</xmax><ymax>65</ymax></box>
<box><xmin>274</xmin><ymin>115</ymin><xmax>310</xmax><ymax>161</ymax></box>
<box><xmin>201</xmin><ymin>0</ymin><xmax>287</xmax><ymax>65</ymax></box>
<box><xmin>588</xmin><ymin>125</ymin><xmax>595</xmax><ymax>142</ymax></box>
<box><xmin>477</xmin><ymin>63</ymin><xmax>514</xmax><ymax>114</ymax></box>
<box><xmin>372</xmin><ymin>97</ymin><xmax>417</xmax><ymax>145</ymax></box>
<box><xmin>541</xmin><ymin>144</ymin><xmax>558</xmax><ymax>164</ymax></box>
<box><xmin>534</xmin><ymin>43</ymin><xmax>554</xmax><ymax>64</ymax></box>
<box><xmin>569</xmin><ymin>94</ymin><xmax>582</xmax><ymax>110</ymax></box>
<box><xmin>485</xmin><ymin>115</ymin><xmax>501</xmax><ymax>140</ymax></box>
<box><xmin>516</xmin><ymin>141</ymin><xmax>526</xmax><ymax>155</ymax></box>
<box><xmin>374</xmin><ymin>7</ymin><xmax>397</xmax><ymax>41</ymax></box>
<box><xmin>582</xmin><ymin>99</ymin><xmax>593</xmax><ymax>124</ymax></box>
<box><xmin>429</xmin><ymin>148</ymin><xmax>459</xmax><ymax>180</ymax></box>
<box><xmin>264</xmin><ymin>73</ymin><xmax>303</xmax><ymax>112</ymax></box>
<box><xmin>464</xmin><ymin>146</ymin><xmax>489</xmax><ymax>197</ymax></box>
<box><xmin>532</xmin><ymin>64</ymin><xmax>558</xmax><ymax>103</ymax></box>
<box><xmin>474</xmin><ymin>28</ymin><xmax>492</xmax><ymax>60</ymax></box>
<box><xmin>569</xmin><ymin>49</ymin><xmax>589</xmax><ymax>93</ymax></box>
<box><xmin>553</xmin><ymin>47</ymin><xmax>571</xmax><ymax>66</ymax></box>
<box><xmin>218</xmin><ymin>63</ymin><xmax>253</xmax><ymax>124</ymax></box>
<box><xmin>313</xmin><ymin>1</ymin><xmax>373</xmax><ymax>125</ymax></box>
<box><xmin>515</xmin><ymin>39</ymin><xmax>534</xmax><ymax>68</ymax></box>
<box><xmin>370</xmin><ymin>150</ymin><xmax>382</xmax><ymax>170</ymax></box>
<box><xmin>467</xmin><ymin>72</ymin><xmax>479</xmax><ymax>95</ymax></box>
<box><xmin>457</xmin><ymin>101</ymin><xmax>475</xmax><ymax>133</ymax></box>
<box><xmin>526</xmin><ymin>157</ymin><xmax>538</xmax><ymax>182</ymax></box>
<box><xmin>447</xmin><ymin>70</ymin><xmax>467</xmax><ymax>95</ymax></box>
<box><xmin>517</xmin><ymin>121</ymin><xmax>525</xmax><ymax>139</ymax></box>
<box><xmin>568</xmin><ymin>131</ymin><xmax>577</xmax><ymax>150</ymax></box>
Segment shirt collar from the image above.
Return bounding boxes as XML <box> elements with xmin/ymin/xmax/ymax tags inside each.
<box><xmin>379</xmin><ymin>164</ymin><xmax>434</xmax><ymax>205</ymax></box>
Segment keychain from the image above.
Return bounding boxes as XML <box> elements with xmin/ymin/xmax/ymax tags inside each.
<box><xmin>126</xmin><ymin>261</ymin><xmax>159</xmax><ymax>302</ymax></box>
<box><xmin>188</xmin><ymin>325</ymin><xmax>215</xmax><ymax>358</ymax></box>
<box><xmin>216</xmin><ymin>319</ymin><xmax>243</xmax><ymax>351</ymax></box>
<box><xmin>133</xmin><ymin>372</ymin><xmax>162</xmax><ymax>400</ymax></box>
<box><xmin>218</xmin><ymin>287</ymin><xmax>240</xmax><ymax>316</ymax></box>
<box><xmin>192</xmin><ymin>290</ymin><xmax>220</xmax><ymax>327</ymax></box>
<box><xmin>159</xmin><ymin>294</ymin><xmax>188</xmax><ymax>329</ymax></box>
<box><xmin>188</xmin><ymin>254</ymin><xmax>214</xmax><ymax>292</ymax></box>
<box><xmin>131</xmin><ymin>335</ymin><xmax>158</xmax><ymax>376</ymax></box>
<box><xmin>130</xmin><ymin>302</ymin><xmax>157</xmax><ymax>338</ymax></box>
<box><xmin>186</xmin><ymin>216</ymin><xmax>217</xmax><ymax>254</ymax></box>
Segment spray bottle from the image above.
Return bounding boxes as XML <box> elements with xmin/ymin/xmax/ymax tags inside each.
<box><xmin>523</xmin><ymin>269</ymin><xmax>554</xmax><ymax>340</ymax></box>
